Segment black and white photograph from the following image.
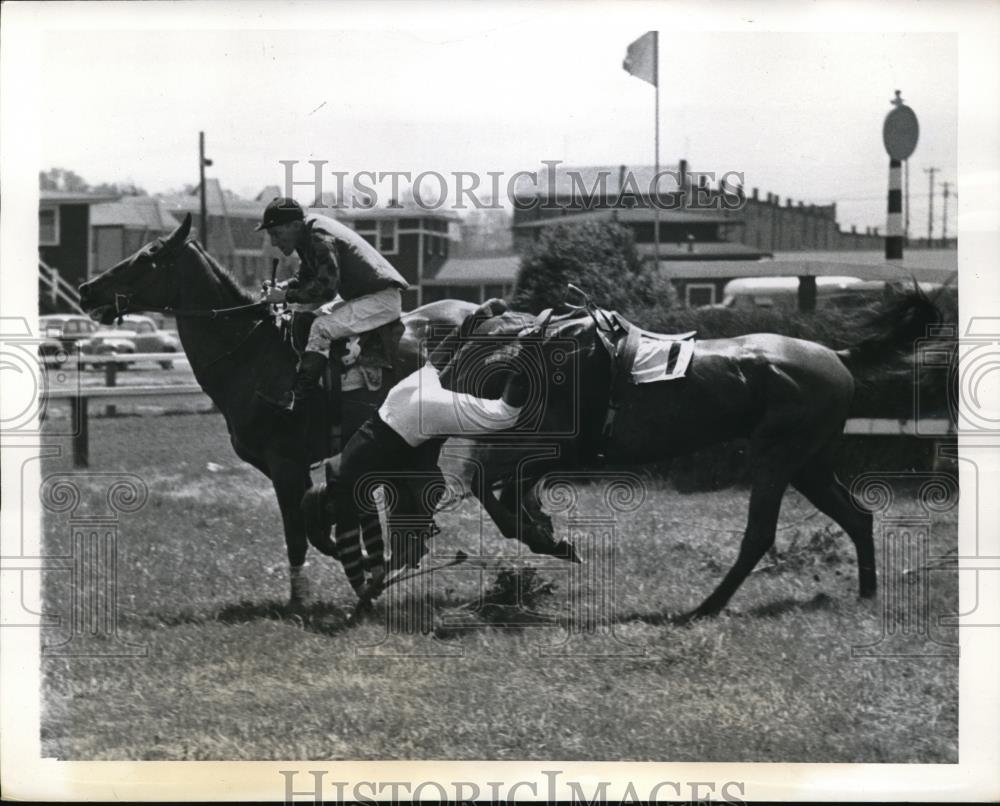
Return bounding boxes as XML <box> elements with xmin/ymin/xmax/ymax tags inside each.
<box><xmin>1</xmin><ymin>1</ymin><xmax>998</xmax><ymax>801</ymax></box>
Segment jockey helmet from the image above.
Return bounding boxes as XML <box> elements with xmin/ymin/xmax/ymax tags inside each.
<box><xmin>255</xmin><ymin>197</ymin><xmax>304</xmax><ymax>231</ymax></box>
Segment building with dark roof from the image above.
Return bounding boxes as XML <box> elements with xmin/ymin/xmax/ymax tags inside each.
<box><xmin>421</xmin><ymin>255</ymin><xmax>520</xmax><ymax>304</ymax></box>
<box><xmin>312</xmin><ymin>204</ymin><xmax>461</xmax><ymax>309</ymax></box>
<box><xmin>39</xmin><ymin>190</ymin><xmax>118</xmax><ymax>312</ymax></box>
<box><xmin>91</xmin><ymin>196</ymin><xmax>181</xmax><ymax>271</ymax></box>
<box><xmin>157</xmin><ymin>179</ymin><xmax>281</xmax><ymax>286</ymax></box>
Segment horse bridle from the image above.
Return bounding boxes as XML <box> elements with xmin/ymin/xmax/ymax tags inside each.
<box><xmin>107</xmin><ymin>238</ymin><xmax>272</xmax><ymax>369</ymax></box>
<box><xmin>110</xmin><ymin>238</ymin><xmax>268</xmax><ymax>322</ymax></box>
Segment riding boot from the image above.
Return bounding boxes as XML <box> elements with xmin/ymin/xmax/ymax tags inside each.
<box><xmin>291</xmin><ymin>351</ymin><xmax>327</xmax><ymax>412</ymax></box>
<box><xmin>259</xmin><ymin>350</ymin><xmax>327</xmax><ymax>415</ymax></box>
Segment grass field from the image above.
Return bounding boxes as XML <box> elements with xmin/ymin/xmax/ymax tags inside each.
<box><xmin>39</xmin><ymin>408</ymin><xmax>958</xmax><ymax>762</ymax></box>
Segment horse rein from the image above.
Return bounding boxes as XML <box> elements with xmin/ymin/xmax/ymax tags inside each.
<box><xmin>108</xmin><ymin>238</ymin><xmax>273</xmax><ymax>369</ymax></box>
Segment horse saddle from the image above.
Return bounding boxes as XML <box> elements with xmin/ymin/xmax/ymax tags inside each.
<box><xmin>537</xmin><ymin>305</ymin><xmax>695</xmax><ymax>385</ymax></box>
<box><xmin>535</xmin><ymin>303</ymin><xmax>696</xmax><ymax>462</ymax></box>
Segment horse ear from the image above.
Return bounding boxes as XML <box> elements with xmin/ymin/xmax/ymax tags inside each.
<box><xmin>164</xmin><ymin>213</ymin><xmax>192</xmax><ymax>249</ymax></box>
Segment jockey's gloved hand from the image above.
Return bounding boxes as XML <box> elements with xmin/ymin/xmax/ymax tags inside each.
<box><xmin>428</xmin><ymin>298</ymin><xmax>509</xmax><ymax>371</ymax></box>
<box><xmin>502</xmin><ymin>311</ymin><xmax>551</xmax><ymax>409</ymax></box>
<box><xmin>501</xmin><ymin>345</ymin><xmax>535</xmax><ymax>408</ymax></box>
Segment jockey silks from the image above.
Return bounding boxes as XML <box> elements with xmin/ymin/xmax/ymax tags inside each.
<box><xmin>286</xmin><ymin>213</ymin><xmax>408</xmax><ymax>306</ymax></box>
<box><xmin>378</xmin><ymin>363</ymin><xmax>523</xmax><ymax>447</ymax></box>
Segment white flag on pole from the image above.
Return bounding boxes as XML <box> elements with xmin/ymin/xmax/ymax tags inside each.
<box><xmin>623</xmin><ymin>31</ymin><xmax>658</xmax><ymax>86</ymax></box>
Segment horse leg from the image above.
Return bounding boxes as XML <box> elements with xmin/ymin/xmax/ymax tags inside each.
<box><xmin>499</xmin><ymin>477</ymin><xmax>555</xmax><ymax>540</ymax></box>
<box><xmin>271</xmin><ymin>462</ymin><xmax>313</xmax><ymax>605</ymax></box>
<box><xmin>792</xmin><ymin>463</ymin><xmax>876</xmax><ymax>598</ymax></box>
<box><xmin>476</xmin><ymin>479</ymin><xmax>579</xmax><ymax>562</ymax></box>
<box><xmin>683</xmin><ymin>456</ymin><xmax>793</xmax><ymax>622</ymax></box>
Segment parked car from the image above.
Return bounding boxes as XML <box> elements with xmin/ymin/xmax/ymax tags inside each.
<box><xmin>39</xmin><ymin>314</ymin><xmax>100</xmax><ymax>350</ymax></box>
<box><xmin>713</xmin><ymin>276</ymin><xmax>867</xmax><ymax>311</ymax></box>
<box><xmin>77</xmin><ymin>329</ymin><xmax>138</xmax><ymax>371</ymax></box>
<box><xmin>713</xmin><ymin>277</ymin><xmax>941</xmax><ymax>312</ymax></box>
<box><xmin>77</xmin><ymin>314</ymin><xmax>181</xmax><ymax>370</ymax></box>
<box><xmin>36</xmin><ymin>333</ymin><xmax>67</xmax><ymax>369</ymax></box>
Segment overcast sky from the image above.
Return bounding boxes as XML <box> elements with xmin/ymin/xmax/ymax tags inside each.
<box><xmin>36</xmin><ymin>10</ymin><xmax>958</xmax><ymax>234</ymax></box>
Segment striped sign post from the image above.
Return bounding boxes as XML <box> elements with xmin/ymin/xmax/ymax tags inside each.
<box><xmin>882</xmin><ymin>91</ymin><xmax>919</xmax><ymax>260</ymax></box>
<box><xmin>886</xmin><ymin>158</ymin><xmax>904</xmax><ymax>259</ymax></box>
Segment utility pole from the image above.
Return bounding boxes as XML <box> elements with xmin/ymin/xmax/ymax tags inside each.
<box><xmin>198</xmin><ymin>131</ymin><xmax>213</xmax><ymax>247</ymax></box>
<box><xmin>941</xmin><ymin>181</ymin><xmax>954</xmax><ymax>246</ymax></box>
<box><xmin>924</xmin><ymin>166</ymin><xmax>938</xmax><ymax>246</ymax></box>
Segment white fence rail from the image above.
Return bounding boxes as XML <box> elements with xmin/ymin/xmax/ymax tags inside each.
<box><xmin>42</xmin><ymin>351</ymin><xmax>189</xmax><ymax>367</ymax></box>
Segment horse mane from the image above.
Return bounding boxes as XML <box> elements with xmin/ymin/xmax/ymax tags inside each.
<box><xmin>189</xmin><ymin>240</ymin><xmax>256</xmax><ymax>305</ymax></box>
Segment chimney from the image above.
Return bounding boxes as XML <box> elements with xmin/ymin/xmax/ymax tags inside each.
<box><xmin>618</xmin><ymin>164</ymin><xmax>627</xmax><ymax>193</ymax></box>
<box><xmin>752</xmin><ymin>187</ymin><xmax>759</xmax><ymax>200</ymax></box>
<box><xmin>797</xmin><ymin>201</ymin><xmax>804</xmax><ymax>208</ymax></box>
<box><xmin>679</xmin><ymin>158</ymin><xmax>688</xmax><ymax>189</ymax></box>
<box><xmin>786</xmin><ymin>198</ymin><xmax>793</xmax><ymax>208</ymax></box>
<box><xmin>851</xmin><ymin>224</ymin><xmax>857</xmax><ymax>234</ymax></box>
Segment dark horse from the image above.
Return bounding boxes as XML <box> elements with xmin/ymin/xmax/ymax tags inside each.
<box><xmin>78</xmin><ymin>213</ymin><xmax>474</xmax><ymax>603</ymax></box>
<box><xmin>440</xmin><ymin>292</ymin><xmax>940</xmax><ymax>622</ymax></box>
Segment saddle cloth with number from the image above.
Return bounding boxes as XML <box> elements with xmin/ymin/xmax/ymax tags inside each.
<box><xmin>629</xmin><ymin>328</ymin><xmax>695</xmax><ymax>384</ymax></box>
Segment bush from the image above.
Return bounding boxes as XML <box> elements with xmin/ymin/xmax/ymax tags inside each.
<box><xmin>512</xmin><ymin>221</ymin><xmax>677</xmax><ymax>314</ymax></box>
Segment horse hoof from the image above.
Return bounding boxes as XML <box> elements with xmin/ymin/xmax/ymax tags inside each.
<box><xmin>347</xmin><ymin>599</ymin><xmax>377</xmax><ymax>625</ymax></box>
<box><xmin>671</xmin><ymin>610</ymin><xmax>709</xmax><ymax>627</ymax></box>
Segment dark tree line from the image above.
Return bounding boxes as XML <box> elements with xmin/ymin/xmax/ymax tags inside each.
<box><xmin>39</xmin><ymin>167</ymin><xmax>147</xmax><ymax>197</ymax></box>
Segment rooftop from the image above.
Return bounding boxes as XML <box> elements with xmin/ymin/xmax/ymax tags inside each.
<box><xmin>157</xmin><ymin>179</ymin><xmax>265</xmax><ymax>218</ymax></box>
<box><xmin>513</xmin><ymin>207</ymin><xmax>736</xmax><ymax>228</ymax></box>
<box><xmin>322</xmin><ymin>205</ymin><xmax>461</xmax><ymax>222</ymax></box>
<box><xmin>637</xmin><ymin>241</ymin><xmax>772</xmax><ymax>261</ymax></box>
<box><xmin>40</xmin><ymin>190</ymin><xmax>118</xmax><ymax>204</ymax></box>
<box><xmin>658</xmin><ymin>250</ymin><xmax>957</xmax><ymax>282</ymax></box>
<box><xmin>512</xmin><ymin>164</ymin><xmax>686</xmax><ymax>199</ymax></box>
<box><xmin>91</xmin><ymin>197</ymin><xmax>180</xmax><ymax>231</ymax></box>
<box><xmin>422</xmin><ymin>255</ymin><xmax>521</xmax><ymax>285</ymax></box>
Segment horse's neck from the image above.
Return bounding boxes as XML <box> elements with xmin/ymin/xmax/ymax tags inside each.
<box><xmin>174</xmin><ymin>248</ymin><xmax>283</xmax><ymax>402</ymax></box>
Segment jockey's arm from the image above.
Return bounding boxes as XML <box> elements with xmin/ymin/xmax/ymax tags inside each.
<box><xmin>285</xmin><ymin>230</ymin><xmax>340</xmax><ymax>304</ymax></box>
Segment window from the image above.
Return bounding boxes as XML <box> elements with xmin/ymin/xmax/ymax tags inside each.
<box><xmin>354</xmin><ymin>219</ymin><xmax>397</xmax><ymax>254</ymax></box>
<box><xmin>685</xmin><ymin>283</ymin><xmax>717</xmax><ymax>307</ymax></box>
<box><xmin>39</xmin><ymin>207</ymin><xmax>60</xmax><ymax>246</ymax></box>
<box><xmin>376</xmin><ymin>220</ymin><xmax>398</xmax><ymax>254</ymax></box>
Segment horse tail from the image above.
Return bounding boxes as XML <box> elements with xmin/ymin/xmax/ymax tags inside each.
<box><xmin>836</xmin><ymin>285</ymin><xmax>941</xmax><ymax>375</ymax></box>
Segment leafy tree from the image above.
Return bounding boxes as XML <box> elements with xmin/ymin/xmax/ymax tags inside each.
<box><xmin>39</xmin><ymin>167</ymin><xmax>88</xmax><ymax>192</ymax></box>
<box><xmin>38</xmin><ymin>167</ymin><xmax>146</xmax><ymax>197</ymax></box>
<box><xmin>91</xmin><ymin>181</ymin><xmax>147</xmax><ymax>197</ymax></box>
<box><xmin>512</xmin><ymin>221</ymin><xmax>678</xmax><ymax>324</ymax></box>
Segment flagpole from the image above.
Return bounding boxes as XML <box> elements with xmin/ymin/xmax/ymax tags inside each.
<box><xmin>653</xmin><ymin>31</ymin><xmax>660</xmax><ymax>271</ymax></box>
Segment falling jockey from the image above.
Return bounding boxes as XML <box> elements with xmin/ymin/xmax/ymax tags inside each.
<box><xmin>318</xmin><ymin>301</ymin><xmax>579</xmax><ymax>602</ymax></box>
<box><xmin>255</xmin><ymin>197</ymin><xmax>409</xmax><ymax>413</ymax></box>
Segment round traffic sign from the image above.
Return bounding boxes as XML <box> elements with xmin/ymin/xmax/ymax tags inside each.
<box><xmin>883</xmin><ymin>93</ymin><xmax>919</xmax><ymax>160</ymax></box>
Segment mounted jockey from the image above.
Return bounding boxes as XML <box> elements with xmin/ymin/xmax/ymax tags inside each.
<box><xmin>255</xmin><ymin>197</ymin><xmax>409</xmax><ymax>414</ymax></box>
